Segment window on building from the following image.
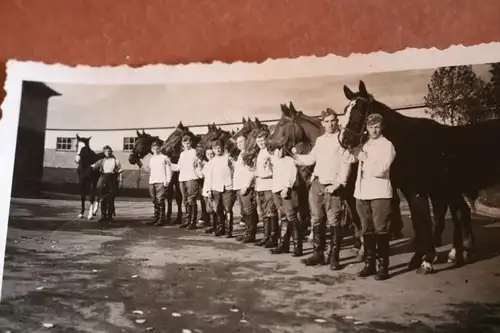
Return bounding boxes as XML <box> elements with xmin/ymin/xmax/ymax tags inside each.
<box><xmin>123</xmin><ymin>137</ymin><xmax>138</xmax><ymax>152</ymax></box>
<box><xmin>56</xmin><ymin>137</ymin><xmax>77</xmax><ymax>151</ymax></box>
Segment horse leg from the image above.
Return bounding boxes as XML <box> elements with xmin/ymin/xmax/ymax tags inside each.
<box><xmin>389</xmin><ymin>191</ymin><xmax>404</xmax><ymax>240</ymax></box>
<box><xmin>447</xmin><ymin>194</ymin><xmax>472</xmax><ymax>266</ymax></box>
<box><xmin>78</xmin><ymin>178</ymin><xmax>88</xmax><ymax>218</ymax></box>
<box><xmin>402</xmin><ymin>190</ymin><xmax>436</xmax><ymax>275</ymax></box>
<box><xmin>165</xmin><ymin>182</ymin><xmax>173</xmax><ymax>224</ymax></box>
<box><xmin>175</xmin><ymin>182</ymin><xmax>183</xmax><ymax>224</ymax></box>
<box><xmin>90</xmin><ymin>176</ymin><xmax>100</xmax><ymax>217</ymax></box>
<box><xmin>429</xmin><ymin>192</ymin><xmax>447</xmax><ymax>248</ymax></box>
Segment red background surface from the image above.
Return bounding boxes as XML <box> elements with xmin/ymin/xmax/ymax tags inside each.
<box><xmin>1</xmin><ymin>0</ymin><xmax>500</xmax><ymax>119</ymax></box>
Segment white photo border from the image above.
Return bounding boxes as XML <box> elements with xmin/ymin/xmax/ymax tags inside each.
<box><xmin>1</xmin><ymin>42</ymin><xmax>500</xmax><ymax>297</ymax></box>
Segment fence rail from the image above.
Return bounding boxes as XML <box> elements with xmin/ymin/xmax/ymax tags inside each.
<box><xmin>46</xmin><ymin>104</ymin><xmax>428</xmax><ymax>132</ymax></box>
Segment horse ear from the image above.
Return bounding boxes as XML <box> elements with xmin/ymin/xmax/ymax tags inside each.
<box><xmin>136</xmin><ymin>130</ymin><xmax>141</xmax><ymax>137</ymax></box>
<box><xmin>255</xmin><ymin>118</ymin><xmax>262</xmax><ymax>128</ymax></box>
<box><xmin>76</xmin><ymin>133</ymin><xmax>80</xmax><ymax>140</ymax></box>
<box><xmin>242</xmin><ymin>117</ymin><xmax>246</xmax><ymax>124</ymax></box>
<box><xmin>343</xmin><ymin>85</ymin><xmax>355</xmax><ymax>100</ymax></box>
<box><xmin>141</xmin><ymin>129</ymin><xmax>146</xmax><ymax>135</ymax></box>
<box><xmin>178</xmin><ymin>121</ymin><xmax>184</xmax><ymax>129</ymax></box>
<box><xmin>359</xmin><ymin>81</ymin><xmax>368</xmax><ymax>97</ymax></box>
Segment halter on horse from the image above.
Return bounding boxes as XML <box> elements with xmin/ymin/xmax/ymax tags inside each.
<box><xmin>338</xmin><ymin>80</ymin><xmax>476</xmax><ymax>273</ymax></box>
<box><xmin>75</xmin><ymin>134</ymin><xmax>104</xmax><ymax>220</ymax></box>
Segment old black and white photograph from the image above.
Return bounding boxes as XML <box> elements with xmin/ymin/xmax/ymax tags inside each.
<box><xmin>1</xmin><ymin>46</ymin><xmax>500</xmax><ymax>332</ymax></box>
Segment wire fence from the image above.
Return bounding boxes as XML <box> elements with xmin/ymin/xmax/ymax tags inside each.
<box><xmin>46</xmin><ymin>104</ymin><xmax>428</xmax><ymax>132</ymax></box>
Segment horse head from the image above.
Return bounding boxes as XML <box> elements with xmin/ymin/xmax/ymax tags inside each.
<box><xmin>161</xmin><ymin>121</ymin><xmax>201</xmax><ymax>160</ymax></box>
<box><xmin>268</xmin><ymin>102</ymin><xmax>321</xmax><ymax>154</ymax></box>
<box><xmin>338</xmin><ymin>80</ymin><xmax>375</xmax><ymax>150</ymax></box>
<box><xmin>75</xmin><ymin>134</ymin><xmax>95</xmax><ymax>165</ymax></box>
<box><xmin>128</xmin><ymin>129</ymin><xmax>160</xmax><ymax>168</ymax></box>
<box><xmin>241</xmin><ymin>117</ymin><xmax>270</xmax><ymax>167</ymax></box>
<box><xmin>232</xmin><ymin>117</ymin><xmax>254</xmax><ymax>141</ymax></box>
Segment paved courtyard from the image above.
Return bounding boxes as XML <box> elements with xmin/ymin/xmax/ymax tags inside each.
<box><xmin>1</xmin><ymin>194</ymin><xmax>500</xmax><ymax>332</ymax></box>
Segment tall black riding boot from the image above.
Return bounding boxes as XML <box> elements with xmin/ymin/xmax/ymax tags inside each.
<box><xmin>156</xmin><ymin>201</ymin><xmax>166</xmax><ymax>226</ymax></box>
<box><xmin>235</xmin><ymin>215</ymin><xmax>247</xmax><ymax>241</ymax></box>
<box><xmin>99</xmin><ymin>201</ymin><xmax>108</xmax><ymax>222</ymax></box>
<box><xmin>243</xmin><ymin>211</ymin><xmax>258</xmax><ymax>243</ymax></box>
<box><xmin>375</xmin><ymin>233</ymin><xmax>390</xmax><ymax>281</ymax></box>
<box><xmin>271</xmin><ymin>220</ymin><xmax>291</xmax><ymax>254</ymax></box>
<box><xmin>358</xmin><ymin>233</ymin><xmax>377</xmax><ymax>277</ymax></box>
<box><xmin>225</xmin><ymin>212</ymin><xmax>234</xmax><ymax>238</ymax></box>
<box><xmin>214</xmin><ymin>208</ymin><xmax>226</xmax><ymax>236</ymax></box>
<box><xmin>205</xmin><ymin>212</ymin><xmax>216</xmax><ymax>233</ymax></box>
<box><xmin>301</xmin><ymin>224</ymin><xmax>326</xmax><ymax>266</ymax></box>
<box><xmin>292</xmin><ymin>218</ymin><xmax>304</xmax><ymax>257</ymax></box>
<box><xmin>264</xmin><ymin>216</ymin><xmax>280</xmax><ymax>248</ymax></box>
<box><xmin>186</xmin><ymin>204</ymin><xmax>198</xmax><ymax>230</ymax></box>
<box><xmin>256</xmin><ymin>218</ymin><xmax>271</xmax><ymax>246</ymax></box>
<box><xmin>329</xmin><ymin>225</ymin><xmax>342</xmax><ymax>270</ymax></box>
<box><xmin>179</xmin><ymin>204</ymin><xmax>191</xmax><ymax>228</ymax></box>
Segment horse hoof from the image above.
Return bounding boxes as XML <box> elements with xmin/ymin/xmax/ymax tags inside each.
<box><xmin>78</xmin><ymin>214</ymin><xmax>84</xmax><ymax>219</ymax></box>
<box><xmin>416</xmin><ymin>261</ymin><xmax>434</xmax><ymax>275</ymax></box>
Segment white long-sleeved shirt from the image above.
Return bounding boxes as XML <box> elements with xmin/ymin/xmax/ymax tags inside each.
<box><xmin>232</xmin><ymin>151</ymin><xmax>255</xmax><ymax>191</ymax></box>
<box><xmin>210</xmin><ymin>154</ymin><xmax>234</xmax><ymax>192</ymax></box>
<box><xmin>92</xmin><ymin>157</ymin><xmax>123</xmax><ymax>174</ymax></box>
<box><xmin>148</xmin><ymin>154</ymin><xmax>172</xmax><ymax>185</ymax></box>
<box><xmin>294</xmin><ymin>132</ymin><xmax>351</xmax><ymax>185</ymax></box>
<box><xmin>271</xmin><ymin>155</ymin><xmax>298</xmax><ymax>194</ymax></box>
<box><xmin>255</xmin><ymin>148</ymin><xmax>273</xmax><ymax>192</ymax></box>
<box><xmin>170</xmin><ymin>148</ymin><xmax>200</xmax><ymax>182</ymax></box>
<box><xmin>201</xmin><ymin>159</ymin><xmax>213</xmax><ymax>197</ymax></box>
<box><xmin>353</xmin><ymin>136</ymin><xmax>396</xmax><ymax>200</ymax></box>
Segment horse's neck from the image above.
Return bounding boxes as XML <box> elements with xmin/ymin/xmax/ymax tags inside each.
<box><xmin>297</xmin><ymin>117</ymin><xmax>322</xmax><ymax>153</ymax></box>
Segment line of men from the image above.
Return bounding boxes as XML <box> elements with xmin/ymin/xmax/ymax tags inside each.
<box><xmin>91</xmin><ymin>108</ymin><xmax>396</xmax><ymax>281</ymax></box>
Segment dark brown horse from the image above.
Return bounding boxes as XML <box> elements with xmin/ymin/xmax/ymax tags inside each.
<box><xmin>339</xmin><ymin>81</ymin><xmax>478</xmax><ymax>274</ymax></box>
<box><xmin>75</xmin><ymin>134</ymin><xmax>104</xmax><ymax>220</ymax></box>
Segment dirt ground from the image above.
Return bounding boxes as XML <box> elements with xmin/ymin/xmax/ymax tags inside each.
<box><xmin>1</xmin><ymin>194</ymin><xmax>500</xmax><ymax>333</ymax></box>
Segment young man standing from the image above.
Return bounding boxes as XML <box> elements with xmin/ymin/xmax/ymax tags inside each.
<box><xmin>232</xmin><ymin>135</ymin><xmax>258</xmax><ymax>243</ymax></box>
<box><xmin>169</xmin><ymin>135</ymin><xmax>202</xmax><ymax>230</ymax></box>
<box><xmin>269</xmin><ymin>144</ymin><xmax>303</xmax><ymax>257</ymax></box>
<box><xmin>350</xmin><ymin>113</ymin><xmax>396</xmax><ymax>281</ymax></box>
<box><xmin>255</xmin><ymin>130</ymin><xmax>279</xmax><ymax>248</ymax></box>
<box><xmin>293</xmin><ymin>108</ymin><xmax>352</xmax><ymax>269</ymax></box>
<box><xmin>201</xmin><ymin>148</ymin><xmax>217</xmax><ymax>234</ymax></box>
<box><xmin>147</xmin><ymin>140</ymin><xmax>172</xmax><ymax>226</ymax></box>
<box><xmin>209</xmin><ymin>139</ymin><xmax>237</xmax><ymax>237</ymax></box>
<box><xmin>91</xmin><ymin>145</ymin><xmax>124</xmax><ymax>223</ymax></box>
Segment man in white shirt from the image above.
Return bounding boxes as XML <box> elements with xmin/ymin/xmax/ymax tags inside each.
<box><xmin>350</xmin><ymin>113</ymin><xmax>396</xmax><ymax>281</ymax></box>
<box><xmin>201</xmin><ymin>148</ymin><xmax>218</xmax><ymax>234</ymax></box>
<box><xmin>293</xmin><ymin>108</ymin><xmax>352</xmax><ymax>269</ymax></box>
<box><xmin>233</xmin><ymin>135</ymin><xmax>258</xmax><ymax>243</ymax></box>
<box><xmin>269</xmin><ymin>144</ymin><xmax>304</xmax><ymax>257</ymax></box>
<box><xmin>92</xmin><ymin>145</ymin><xmax>124</xmax><ymax>223</ymax></box>
<box><xmin>255</xmin><ymin>130</ymin><xmax>280</xmax><ymax>248</ymax></box>
<box><xmin>147</xmin><ymin>140</ymin><xmax>172</xmax><ymax>226</ymax></box>
<box><xmin>169</xmin><ymin>135</ymin><xmax>202</xmax><ymax>230</ymax></box>
<box><xmin>209</xmin><ymin>139</ymin><xmax>237</xmax><ymax>237</ymax></box>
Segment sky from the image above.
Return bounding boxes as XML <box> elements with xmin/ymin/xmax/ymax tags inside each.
<box><xmin>43</xmin><ymin>63</ymin><xmax>493</xmax><ymax>130</ymax></box>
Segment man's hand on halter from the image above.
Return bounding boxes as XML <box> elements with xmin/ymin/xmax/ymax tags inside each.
<box><xmin>291</xmin><ymin>147</ymin><xmax>297</xmax><ymax>155</ymax></box>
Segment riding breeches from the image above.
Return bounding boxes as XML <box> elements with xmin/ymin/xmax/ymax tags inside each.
<box><xmin>97</xmin><ymin>173</ymin><xmax>118</xmax><ymax>204</ymax></box>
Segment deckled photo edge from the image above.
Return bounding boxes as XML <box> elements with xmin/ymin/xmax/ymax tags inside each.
<box><xmin>1</xmin><ymin>41</ymin><xmax>500</xmax><ymax>298</ymax></box>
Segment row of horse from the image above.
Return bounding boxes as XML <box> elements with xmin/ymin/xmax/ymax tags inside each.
<box><xmin>75</xmin><ymin>80</ymin><xmax>500</xmax><ymax>275</ymax></box>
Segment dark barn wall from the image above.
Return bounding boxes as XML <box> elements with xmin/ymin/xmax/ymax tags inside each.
<box><xmin>11</xmin><ymin>82</ymin><xmax>61</xmax><ymax>197</ymax></box>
